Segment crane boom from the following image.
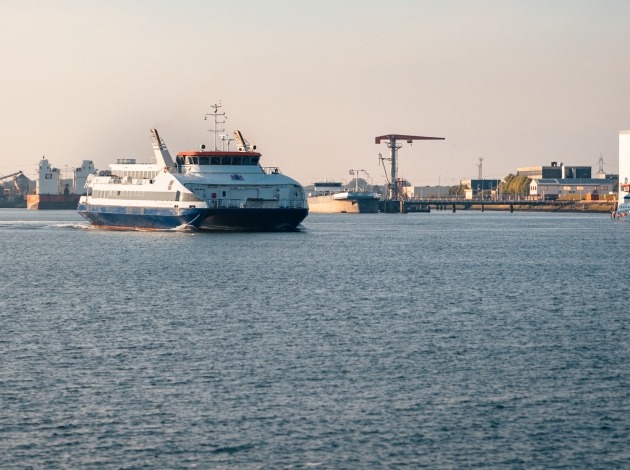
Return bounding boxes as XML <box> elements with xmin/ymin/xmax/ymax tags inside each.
<box><xmin>375</xmin><ymin>133</ymin><xmax>445</xmax><ymax>200</ymax></box>
<box><xmin>0</xmin><ymin>171</ymin><xmax>24</xmax><ymax>182</ymax></box>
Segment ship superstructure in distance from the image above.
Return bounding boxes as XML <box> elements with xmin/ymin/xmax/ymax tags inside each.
<box><xmin>615</xmin><ymin>130</ymin><xmax>630</xmax><ymax>217</ymax></box>
<box><xmin>27</xmin><ymin>158</ymin><xmax>95</xmax><ymax>209</ymax></box>
<box><xmin>77</xmin><ymin>105</ymin><xmax>308</xmax><ymax>231</ymax></box>
<box><xmin>307</xmin><ymin>170</ymin><xmax>380</xmax><ymax>213</ymax></box>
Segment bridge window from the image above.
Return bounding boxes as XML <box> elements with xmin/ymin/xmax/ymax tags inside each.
<box><xmin>211</xmin><ymin>156</ymin><xmax>221</xmax><ymax>165</ymax></box>
<box><xmin>221</xmin><ymin>156</ymin><xmax>232</xmax><ymax>165</ymax></box>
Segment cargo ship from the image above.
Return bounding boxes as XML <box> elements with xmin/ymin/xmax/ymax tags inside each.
<box><xmin>307</xmin><ymin>175</ymin><xmax>381</xmax><ymax>214</ymax></box>
<box><xmin>27</xmin><ymin>158</ymin><xmax>95</xmax><ymax>210</ymax></box>
<box><xmin>77</xmin><ymin>104</ymin><xmax>308</xmax><ymax>231</ymax></box>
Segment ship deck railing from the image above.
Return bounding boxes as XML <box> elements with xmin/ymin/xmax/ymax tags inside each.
<box><xmin>261</xmin><ymin>167</ymin><xmax>282</xmax><ymax>175</ymax></box>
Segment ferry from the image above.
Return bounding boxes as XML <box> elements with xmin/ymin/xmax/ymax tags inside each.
<box><xmin>615</xmin><ymin>131</ymin><xmax>630</xmax><ymax>219</ymax></box>
<box><xmin>77</xmin><ymin>105</ymin><xmax>308</xmax><ymax>231</ymax></box>
<box><xmin>614</xmin><ymin>182</ymin><xmax>630</xmax><ymax>219</ymax></box>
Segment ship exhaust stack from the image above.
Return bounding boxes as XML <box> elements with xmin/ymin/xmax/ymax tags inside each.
<box><xmin>150</xmin><ymin>128</ymin><xmax>174</xmax><ymax>168</ymax></box>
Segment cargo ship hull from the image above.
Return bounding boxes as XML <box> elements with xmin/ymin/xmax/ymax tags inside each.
<box><xmin>307</xmin><ymin>192</ymin><xmax>380</xmax><ymax>213</ymax></box>
<box><xmin>27</xmin><ymin>194</ymin><xmax>81</xmax><ymax>210</ymax></box>
<box><xmin>0</xmin><ymin>196</ymin><xmax>26</xmax><ymax>208</ymax></box>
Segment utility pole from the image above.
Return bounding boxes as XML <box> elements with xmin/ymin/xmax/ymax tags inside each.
<box><xmin>477</xmin><ymin>157</ymin><xmax>484</xmax><ymax>198</ymax></box>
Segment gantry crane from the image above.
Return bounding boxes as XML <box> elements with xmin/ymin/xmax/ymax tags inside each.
<box><xmin>375</xmin><ymin>134</ymin><xmax>445</xmax><ymax>200</ymax></box>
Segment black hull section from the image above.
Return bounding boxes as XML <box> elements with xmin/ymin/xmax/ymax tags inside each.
<box><xmin>198</xmin><ymin>208</ymin><xmax>308</xmax><ymax>231</ymax></box>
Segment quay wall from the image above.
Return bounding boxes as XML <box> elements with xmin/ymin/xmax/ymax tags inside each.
<box><xmin>391</xmin><ymin>200</ymin><xmax>616</xmax><ymax>214</ymax></box>
<box><xmin>463</xmin><ymin>201</ymin><xmax>615</xmax><ymax>213</ymax></box>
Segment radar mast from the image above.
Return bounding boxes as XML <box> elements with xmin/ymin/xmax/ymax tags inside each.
<box><xmin>205</xmin><ymin>102</ymin><xmax>227</xmax><ymax>151</ymax></box>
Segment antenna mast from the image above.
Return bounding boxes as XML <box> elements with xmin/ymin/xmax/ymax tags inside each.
<box><xmin>349</xmin><ymin>169</ymin><xmax>368</xmax><ymax>191</ymax></box>
<box><xmin>205</xmin><ymin>102</ymin><xmax>227</xmax><ymax>151</ymax></box>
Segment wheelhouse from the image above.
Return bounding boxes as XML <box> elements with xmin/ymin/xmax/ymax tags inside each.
<box><xmin>175</xmin><ymin>151</ymin><xmax>261</xmax><ymax>167</ymax></box>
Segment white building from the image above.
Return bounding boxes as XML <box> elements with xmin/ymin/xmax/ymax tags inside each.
<box><xmin>402</xmin><ymin>185</ymin><xmax>450</xmax><ymax>199</ymax></box>
<box><xmin>529</xmin><ymin>178</ymin><xmax>612</xmax><ymax>199</ymax></box>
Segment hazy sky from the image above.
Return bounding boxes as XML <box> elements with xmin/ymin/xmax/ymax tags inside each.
<box><xmin>1</xmin><ymin>0</ymin><xmax>629</xmax><ymax>187</ymax></box>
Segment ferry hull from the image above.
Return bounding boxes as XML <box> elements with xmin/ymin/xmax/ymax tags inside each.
<box><xmin>77</xmin><ymin>204</ymin><xmax>308</xmax><ymax>231</ymax></box>
<box><xmin>198</xmin><ymin>208</ymin><xmax>308</xmax><ymax>231</ymax></box>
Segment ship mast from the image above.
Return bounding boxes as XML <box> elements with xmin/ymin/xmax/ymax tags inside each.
<box><xmin>349</xmin><ymin>169</ymin><xmax>369</xmax><ymax>191</ymax></box>
<box><xmin>205</xmin><ymin>102</ymin><xmax>227</xmax><ymax>151</ymax></box>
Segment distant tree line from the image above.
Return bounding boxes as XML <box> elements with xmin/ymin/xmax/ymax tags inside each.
<box><xmin>447</xmin><ymin>183</ymin><xmax>468</xmax><ymax>196</ymax></box>
<box><xmin>500</xmin><ymin>174</ymin><xmax>531</xmax><ymax>196</ymax></box>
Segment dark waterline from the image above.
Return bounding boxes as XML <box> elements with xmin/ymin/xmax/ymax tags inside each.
<box><xmin>1</xmin><ymin>209</ymin><xmax>629</xmax><ymax>468</ymax></box>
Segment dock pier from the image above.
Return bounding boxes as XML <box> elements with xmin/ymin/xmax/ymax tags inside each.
<box><xmin>378</xmin><ymin>199</ymin><xmax>614</xmax><ymax>213</ymax></box>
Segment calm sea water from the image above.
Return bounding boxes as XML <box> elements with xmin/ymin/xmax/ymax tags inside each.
<box><xmin>1</xmin><ymin>209</ymin><xmax>629</xmax><ymax>468</ymax></box>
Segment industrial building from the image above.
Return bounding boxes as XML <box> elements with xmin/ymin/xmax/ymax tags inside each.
<box><xmin>529</xmin><ymin>178</ymin><xmax>612</xmax><ymax>199</ymax></box>
<box><xmin>517</xmin><ymin>161</ymin><xmax>591</xmax><ymax>179</ymax></box>
<box><xmin>401</xmin><ymin>184</ymin><xmax>450</xmax><ymax>199</ymax></box>
<box><xmin>460</xmin><ymin>179</ymin><xmax>502</xmax><ymax>200</ymax></box>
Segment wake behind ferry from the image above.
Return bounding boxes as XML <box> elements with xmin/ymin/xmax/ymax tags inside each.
<box><xmin>77</xmin><ymin>105</ymin><xmax>308</xmax><ymax>231</ymax></box>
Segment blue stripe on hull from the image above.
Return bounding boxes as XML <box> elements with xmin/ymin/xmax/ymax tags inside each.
<box><xmin>77</xmin><ymin>204</ymin><xmax>308</xmax><ymax>231</ymax></box>
<box><xmin>77</xmin><ymin>204</ymin><xmax>205</xmax><ymax>230</ymax></box>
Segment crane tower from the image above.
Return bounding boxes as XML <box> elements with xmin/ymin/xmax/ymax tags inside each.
<box><xmin>375</xmin><ymin>134</ymin><xmax>445</xmax><ymax>200</ymax></box>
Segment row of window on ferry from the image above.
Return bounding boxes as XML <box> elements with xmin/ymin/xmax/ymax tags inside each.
<box><xmin>176</xmin><ymin>156</ymin><xmax>260</xmax><ymax>166</ymax></box>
